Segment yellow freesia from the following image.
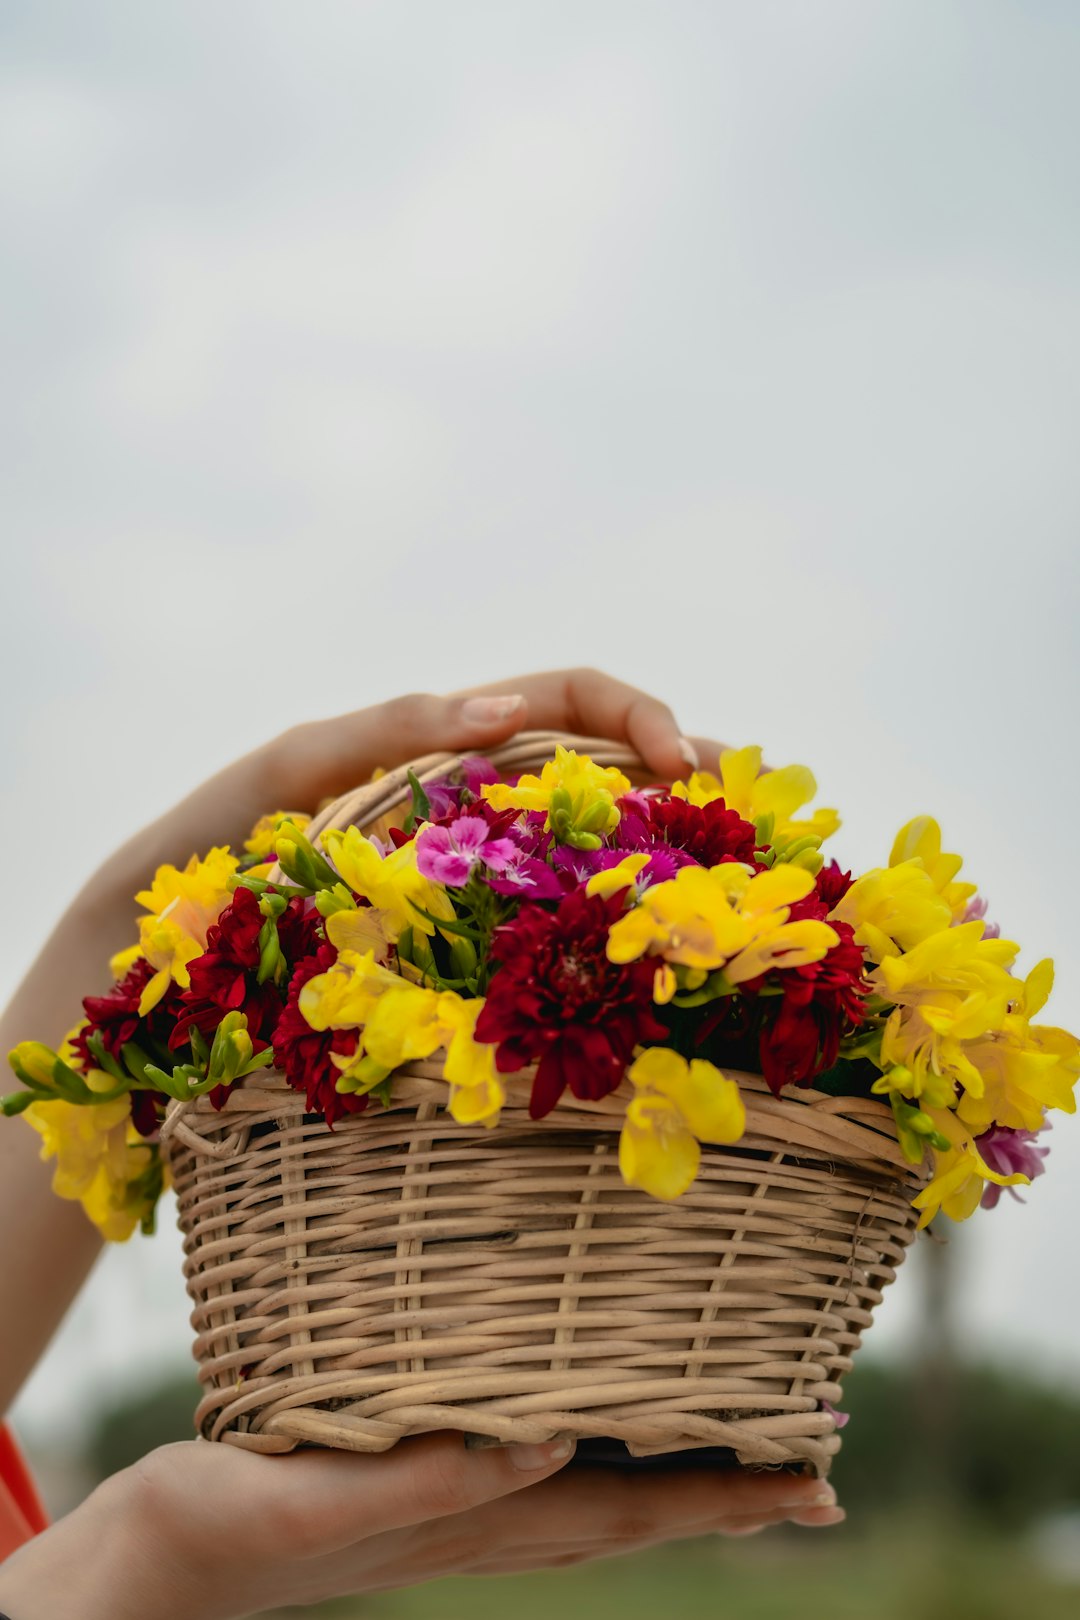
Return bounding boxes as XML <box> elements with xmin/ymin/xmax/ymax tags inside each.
<box><xmin>298</xmin><ymin>947</ymin><xmax>402</xmax><ymax>1031</ymax></box>
<box><xmin>482</xmin><ymin>746</ymin><xmax>631</xmax><ymax>842</ymax></box>
<box><xmin>672</xmin><ymin>745</ymin><xmax>840</xmax><ymax>845</ymax></box>
<box><xmin>134</xmin><ymin>846</ymin><xmax>239</xmax><ymax>1014</ymax></box>
<box><xmin>911</xmin><ymin>1110</ymin><xmax>1028</xmax><ymax>1228</ymax></box>
<box><xmin>953</xmin><ymin>960</ymin><xmax>1079</xmax><ymax>1135</ymax></box>
<box><xmin>830</xmin><ymin>860</ymin><xmax>953</xmax><ymax>964</ymax></box>
<box><xmin>889</xmin><ymin>816</ymin><xmax>977</xmax><ymax>922</ymax></box>
<box><xmin>618</xmin><ymin>1048</ymin><xmax>746</xmax><ymax>1200</ymax></box>
<box><xmin>585</xmin><ymin>853</ymin><xmax>650</xmax><ymax>901</ymax></box>
<box><xmin>22</xmin><ymin>1095</ymin><xmax>161</xmax><ymax>1242</ymax></box>
<box><xmin>442</xmin><ymin>997</ymin><xmax>504</xmax><ymax>1127</ymax></box>
<box><xmin>606</xmin><ymin>862</ymin><xmax>838</xmax><ymax>984</ymax></box>
<box><xmin>299</xmin><ymin>949</ymin><xmax>503</xmax><ymax>1124</ymax></box>
<box><xmin>244</xmin><ymin>810</ymin><xmax>311</xmax><ymax>861</ymax></box>
<box><xmin>320</xmin><ymin>826</ymin><xmax>454</xmax><ymax>941</ymax></box>
<box><xmin>108</xmin><ymin>942</ymin><xmax>143</xmax><ymax>979</ymax></box>
<box><xmin>871</xmin><ymin>924</ymin><xmax>1019</xmax><ymax>1103</ymax></box>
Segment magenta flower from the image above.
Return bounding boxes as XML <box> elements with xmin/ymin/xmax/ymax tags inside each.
<box><xmin>977</xmin><ymin>1122</ymin><xmax>1051</xmax><ymax>1209</ymax></box>
<box><xmin>486</xmin><ymin>851</ymin><xmax>568</xmax><ymax>899</ymax></box>
<box><xmin>424</xmin><ymin>756</ymin><xmax>502</xmax><ymax>818</ymax></box>
<box><xmin>415</xmin><ymin>813</ymin><xmax>517</xmax><ymax>887</ymax></box>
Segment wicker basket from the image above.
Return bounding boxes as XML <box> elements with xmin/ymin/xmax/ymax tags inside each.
<box><xmin>161</xmin><ymin>733</ymin><xmax>925</xmax><ymax>1476</ymax></box>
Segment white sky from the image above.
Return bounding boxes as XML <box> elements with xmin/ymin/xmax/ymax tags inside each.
<box><xmin>3</xmin><ymin>1</ymin><xmax>1079</xmax><ymax>1441</ymax></box>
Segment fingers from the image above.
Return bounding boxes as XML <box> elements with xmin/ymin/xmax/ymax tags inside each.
<box><xmin>268</xmin><ymin>668</ymin><xmax>714</xmax><ymax>808</ymax></box>
<box><xmin>422</xmin><ymin>1460</ymin><xmax>838</xmax><ymax>1568</ymax></box>
<box><xmin>474</xmin><ymin>1498</ymin><xmax>846</xmax><ymax>1572</ymax></box>
<box><xmin>447</xmin><ymin>668</ymin><xmax>700</xmax><ymax>781</ymax></box>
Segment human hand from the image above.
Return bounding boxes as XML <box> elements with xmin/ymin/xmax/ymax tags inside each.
<box><xmin>0</xmin><ymin>1434</ymin><xmax>843</xmax><ymax>1620</ymax></box>
<box><xmin>92</xmin><ymin>665</ymin><xmax>717</xmax><ymax>888</ymax></box>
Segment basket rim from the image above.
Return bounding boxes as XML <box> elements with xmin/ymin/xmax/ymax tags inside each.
<box><xmin>161</xmin><ymin>1064</ymin><xmax>924</xmax><ymax>1184</ymax></box>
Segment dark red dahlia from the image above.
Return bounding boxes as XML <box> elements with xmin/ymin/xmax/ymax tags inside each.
<box><xmin>71</xmin><ymin>958</ymin><xmax>182</xmax><ymax>1137</ymax></box>
<box><xmin>74</xmin><ymin>958</ymin><xmax>178</xmax><ymax>1068</ymax></box>
<box><xmin>474</xmin><ymin>889</ymin><xmax>666</xmax><ymax>1119</ymax></box>
<box><xmin>171</xmin><ymin>887</ymin><xmax>320</xmax><ymax>1053</ymax></box>
<box><xmin>815</xmin><ymin>860</ymin><xmax>854</xmax><ymax>910</ymax></box>
<box><xmin>756</xmin><ymin>920</ymin><xmax>866</xmax><ymax>1092</ymax></box>
<box><xmin>643</xmin><ymin>796</ymin><xmax>762</xmax><ymax>868</ymax></box>
<box><xmin>272</xmin><ymin>943</ymin><xmax>366</xmax><ymax>1127</ymax></box>
<box><xmin>694</xmin><ymin>868</ymin><xmax>867</xmax><ymax>1094</ymax></box>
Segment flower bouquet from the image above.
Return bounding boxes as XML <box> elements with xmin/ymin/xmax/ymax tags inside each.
<box><xmin>6</xmin><ymin>733</ymin><xmax>1076</xmax><ymax>1475</ymax></box>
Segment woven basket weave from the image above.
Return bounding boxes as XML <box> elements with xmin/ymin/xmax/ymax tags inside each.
<box><xmin>162</xmin><ymin>733</ymin><xmax>925</xmax><ymax>1476</ymax></box>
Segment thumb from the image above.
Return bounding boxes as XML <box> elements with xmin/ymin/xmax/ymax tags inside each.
<box><xmin>214</xmin><ymin>1432</ymin><xmax>578</xmax><ymax>1556</ymax></box>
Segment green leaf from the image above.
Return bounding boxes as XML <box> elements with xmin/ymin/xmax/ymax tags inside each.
<box><xmin>403</xmin><ymin>769</ymin><xmax>432</xmax><ymax>834</ymax></box>
<box><xmin>407</xmin><ymin>899</ymin><xmax>482</xmax><ymax>940</ymax></box>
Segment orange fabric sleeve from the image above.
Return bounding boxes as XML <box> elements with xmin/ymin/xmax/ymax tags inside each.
<box><xmin>0</xmin><ymin>1423</ymin><xmax>50</xmax><ymax>1562</ymax></box>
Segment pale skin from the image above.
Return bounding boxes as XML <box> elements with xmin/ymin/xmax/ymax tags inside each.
<box><xmin>0</xmin><ymin>670</ymin><xmax>843</xmax><ymax>1620</ymax></box>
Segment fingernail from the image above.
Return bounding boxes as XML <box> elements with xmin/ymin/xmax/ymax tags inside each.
<box><xmin>808</xmin><ymin>1484</ymin><xmax>837</xmax><ymax>1507</ymax></box>
<box><xmin>677</xmin><ymin>736</ymin><xmax>700</xmax><ymax>770</ymax></box>
<box><xmin>508</xmin><ymin>1437</ymin><xmax>575</xmax><ymax>1471</ymax></box>
<box><xmin>462</xmin><ymin>694</ymin><xmax>525</xmax><ymax>724</ymax></box>
<box><xmin>790</xmin><ymin>1506</ymin><xmax>846</xmax><ymax>1527</ymax></box>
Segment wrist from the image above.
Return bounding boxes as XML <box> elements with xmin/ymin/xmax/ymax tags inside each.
<box><xmin>0</xmin><ymin>1468</ymin><xmax>192</xmax><ymax>1620</ymax></box>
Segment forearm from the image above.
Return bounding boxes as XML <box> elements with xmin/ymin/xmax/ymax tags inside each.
<box><xmin>0</xmin><ymin>906</ymin><xmax>116</xmax><ymax>1413</ymax></box>
<box><xmin>0</xmin><ymin>1470</ymin><xmax>194</xmax><ymax>1620</ymax></box>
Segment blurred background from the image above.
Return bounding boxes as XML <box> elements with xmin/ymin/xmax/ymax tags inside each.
<box><xmin>2</xmin><ymin>2</ymin><xmax>1079</xmax><ymax>1614</ymax></box>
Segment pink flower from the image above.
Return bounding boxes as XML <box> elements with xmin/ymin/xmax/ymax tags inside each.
<box><xmin>415</xmin><ymin>813</ymin><xmax>517</xmax><ymax>887</ymax></box>
<box><xmin>977</xmin><ymin>1122</ymin><xmax>1051</xmax><ymax>1208</ymax></box>
<box><xmin>962</xmin><ymin>895</ymin><xmax>1001</xmax><ymax>940</ymax></box>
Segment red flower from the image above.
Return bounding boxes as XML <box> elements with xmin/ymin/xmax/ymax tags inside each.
<box><xmin>474</xmin><ymin>889</ymin><xmax>666</xmax><ymax>1119</ymax></box>
<box><xmin>172</xmin><ymin>888</ymin><xmax>321</xmax><ymax>1051</ymax></box>
<box><xmin>814</xmin><ymin>860</ymin><xmax>854</xmax><ymax>910</ymax></box>
<box><xmin>643</xmin><ymin>796</ymin><xmax>761</xmax><ymax>867</ymax></box>
<box><xmin>695</xmin><ymin>866</ymin><xmax>867</xmax><ymax>1094</ymax></box>
<box><xmin>272</xmin><ymin>943</ymin><xmax>366</xmax><ymax>1127</ymax></box>
<box><xmin>754</xmin><ymin>877</ymin><xmax>867</xmax><ymax>1091</ymax></box>
<box><xmin>71</xmin><ymin>959</ymin><xmax>181</xmax><ymax>1138</ymax></box>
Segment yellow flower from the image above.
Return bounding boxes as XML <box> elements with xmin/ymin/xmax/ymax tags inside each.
<box><xmin>953</xmin><ymin>960</ymin><xmax>1079</xmax><ymax>1135</ymax></box>
<box><xmin>911</xmin><ymin>1110</ymin><xmax>1028</xmax><ymax>1228</ymax></box>
<box><xmin>618</xmin><ymin>1048</ymin><xmax>746</xmax><ymax>1200</ymax></box>
<box><xmin>830</xmin><ymin>861</ymin><xmax>953</xmax><ymax>964</ymax></box>
<box><xmin>889</xmin><ymin>816</ymin><xmax>977</xmax><ymax>922</ymax></box>
<box><xmin>299</xmin><ymin>950</ymin><xmax>503</xmax><ymax>1126</ymax></box>
<box><xmin>22</xmin><ymin>1096</ymin><xmax>160</xmax><ymax>1242</ymax></box>
<box><xmin>584</xmin><ymin>853</ymin><xmax>650</xmax><ymax>901</ymax></box>
<box><xmin>135</xmin><ymin>846</ymin><xmax>239</xmax><ymax>1014</ymax></box>
<box><xmin>108</xmin><ymin>942</ymin><xmax>143</xmax><ymax>979</ymax></box>
<box><xmin>872</xmin><ymin>924</ymin><xmax>1019</xmax><ymax>1102</ymax></box>
<box><xmin>482</xmin><ymin>746</ymin><xmax>631</xmax><ymax>847</ymax></box>
<box><xmin>320</xmin><ymin>826</ymin><xmax>454</xmax><ymax>941</ymax></box>
<box><xmin>244</xmin><ymin>810</ymin><xmax>311</xmax><ymax>861</ymax></box>
<box><xmin>298</xmin><ymin>947</ymin><xmax>402</xmax><ymax>1032</ymax></box>
<box><xmin>672</xmin><ymin>746</ymin><xmax>840</xmax><ymax>846</ymax></box>
<box><xmin>606</xmin><ymin>862</ymin><xmax>838</xmax><ymax>984</ymax></box>
<box><xmin>442</xmin><ymin>997</ymin><xmax>504</xmax><ymax>1128</ymax></box>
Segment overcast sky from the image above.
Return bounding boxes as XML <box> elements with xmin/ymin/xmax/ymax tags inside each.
<box><xmin>3</xmin><ymin>1</ymin><xmax>1079</xmax><ymax>1442</ymax></box>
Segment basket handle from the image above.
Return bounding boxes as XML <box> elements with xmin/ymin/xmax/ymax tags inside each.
<box><xmin>297</xmin><ymin>730</ymin><xmax>650</xmax><ymax>850</ymax></box>
<box><xmin>159</xmin><ymin>1102</ymin><xmax>251</xmax><ymax>1159</ymax></box>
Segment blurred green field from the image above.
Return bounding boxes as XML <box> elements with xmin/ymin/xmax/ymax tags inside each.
<box><xmin>265</xmin><ymin>1521</ymin><xmax>1078</xmax><ymax>1620</ymax></box>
